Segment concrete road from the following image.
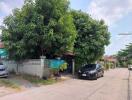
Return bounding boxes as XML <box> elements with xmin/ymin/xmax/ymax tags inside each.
<box><xmin>0</xmin><ymin>68</ymin><xmax>131</xmax><ymax>100</ymax></box>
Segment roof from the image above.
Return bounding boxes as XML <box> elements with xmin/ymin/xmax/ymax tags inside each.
<box><xmin>63</xmin><ymin>51</ymin><xmax>75</xmax><ymax>56</ymax></box>
<box><xmin>103</xmin><ymin>55</ymin><xmax>117</xmax><ymax>62</ymax></box>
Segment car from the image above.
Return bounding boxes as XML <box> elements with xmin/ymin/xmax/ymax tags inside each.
<box><xmin>128</xmin><ymin>65</ymin><xmax>132</xmax><ymax>70</ymax></box>
<box><xmin>0</xmin><ymin>62</ymin><xmax>8</xmax><ymax>78</ymax></box>
<box><xmin>78</xmin><ymin>64</ymin><xmax>104</xmax><ymax>80</ymax></box>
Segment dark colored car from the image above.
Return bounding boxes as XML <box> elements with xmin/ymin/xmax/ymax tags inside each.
<box><xmin>78</xmin><ymin>64</ymin><xmax>104</xmax><ymax>80</ymax></box>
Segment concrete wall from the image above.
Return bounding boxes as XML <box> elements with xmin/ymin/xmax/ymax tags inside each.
<box><xmin>19</xmin><ymin>59</ymin><xmax>42</xmax><ymax>77</ymax></box>
<box><xmin>43</xmin><ymin>59</ymin><xmax>50</xmax><ymax>78</ymax></box>
<box><xmin>2</xmin><ymin>58</ymin><xmax>50</xmax><ymax>78</ymax></box>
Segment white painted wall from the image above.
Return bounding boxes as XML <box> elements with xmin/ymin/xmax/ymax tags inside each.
<box><xmin>19</xmin><ymin>59</ymin><xmax>41</xmax><ymax>77</ymax></box>
<box><xmin>3</xmin><ymin>59</ymin><xmax>50</xmax><ymax>78</ymax></box>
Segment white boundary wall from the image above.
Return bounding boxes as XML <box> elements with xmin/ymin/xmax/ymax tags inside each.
<box><xmin>2</xmin><ymin>58</ymin><xmax>50</xmax><ymax>78</ymax></box>
<box><xmin>19</xmin><ymin>59</ymin><xmax>42</xmax><ymax>77</ymax></box>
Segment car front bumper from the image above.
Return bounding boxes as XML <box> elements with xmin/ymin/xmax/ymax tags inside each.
<box><xmin>0</xmin><ymin>72</ymin><xmax>8</xmax><ymax>78</ymax></box>
<box><xmin>0</xmin><ymin>74</ymin><xmax>8</xmax><ymax>78</ymax></box>
<box><xmin>78</xmin><ymin>73</ymin><xmax>97</xmax><ymax>79</ymax></box>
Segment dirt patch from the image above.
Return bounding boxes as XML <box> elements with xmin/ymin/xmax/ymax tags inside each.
<box><xmin>0</xmin><ymin>74</ymin><xmax>72</xmax><ymax>97</ymax></box>
<box><xmin>0</xmin><ymin>87</ymin><xmax>18</xmax><ymax>97</ymax></box>
<box><xmin>5</xmin><ymin>75</ymin><xmax>39</xmax><ymax>90</ymax></box>
<box><xmin>0</xmin><ymin>75</ymin><xmax>38</xmax><ymax>97</ymax></box>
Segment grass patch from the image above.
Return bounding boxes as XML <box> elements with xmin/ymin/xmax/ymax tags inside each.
<box><xmin>0</xmin><ymin>79</ymin><xmax>20</xmax><ymax>89</ymax></box>
<box><xmin>22</xmin><ymin>75</ymin><xmax>58</xmax><ymax>85</ymax></box>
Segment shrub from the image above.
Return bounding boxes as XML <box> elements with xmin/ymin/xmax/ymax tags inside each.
<box><xmin>60</xmin><ymin>63</ymin><xmax>67</xmax><ymax>71</ymax></box>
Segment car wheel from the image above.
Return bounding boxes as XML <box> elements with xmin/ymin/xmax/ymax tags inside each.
<box><xmin>101</xmin><ymin>71</ymin><xmax>104</xmax><ymax>77</ymax></box>
<box><xmin>101</xmin><ymin>74</ymin><xmax>104</xmax><ymax>77</ymax></box>
<box><xmin>97</xmin><ymin>73</ymin><xmax>100</xmax><ymax>78</ymax></box>
<box><xmin>94</xmin><ymin>74</ymin><xmax>98</xmax><ymax>80</ymax></box>
<box><xmin>78</xmin><ymin>75</ymin><xmax>82</xmax><ymax>79</ymax></box>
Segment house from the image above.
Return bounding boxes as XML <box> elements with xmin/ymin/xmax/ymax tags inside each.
<box><xmin>100</xmin><ymin>55</ymin><xmax>117</xmax><ymax>69</ymax></box>
<box><xmin>103</xmin><ymin>55</ymin><xmax>117</xmax><ymax>63</ymax></box>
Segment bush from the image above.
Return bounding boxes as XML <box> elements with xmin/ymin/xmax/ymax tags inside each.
<box><xmin>60</xmin><ymin>63</ymin><xmax>67</xmax><ymax>71</ymax></box>
<box><xmin>50</xmin><ymin>68</ymin><xmax>60</xmax><ymax>77</ymax></box>
<box><xmin>104</xmin><ymin>63</ymin><xmax>109</xmax><ymax>70</ymax></box>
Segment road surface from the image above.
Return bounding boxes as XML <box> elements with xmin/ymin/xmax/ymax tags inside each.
<box><xmin>0</xmin><ymin>68</ymin><xmax>131</xmax><ymax>100</ymax></box>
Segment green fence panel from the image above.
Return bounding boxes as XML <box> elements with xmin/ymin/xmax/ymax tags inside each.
<box><xmin>49</xmin><ymin>60</ymin><xmax>64</xmax><ymax>69</ymax></box>
<box><xmin>0</xmin><ymin>49</ymin><xmax>8</xmax><ymax>58</ymax></box>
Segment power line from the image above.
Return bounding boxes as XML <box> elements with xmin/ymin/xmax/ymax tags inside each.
<box><xmin>118</xmin><ymin>33</ymin><xmax>132</xmax><ymax>35</ymax></box>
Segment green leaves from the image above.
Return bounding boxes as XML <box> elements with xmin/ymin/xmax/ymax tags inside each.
<box><xmin>58</xmin><ymin>14</ymin><xmax>77</xmax><ymax>52</ymax></box>
<box><xmin>1</xmin><ymin>0</ymin><xmax>77</xmax><ymax>60</ymax></box>
<box><xmin>72</xmin><ymin>10</ymin><xmax>110</xmax><ymax>66</ymax></box>
<box><xmin>117</xmin><ymin>43</ymin><xmax>132</xmax><ymax>66</ymax></box>
<box><xmin>1</xmin><ymin>0</ymin><xmax>110</xmax><ymax>65</ymax></box>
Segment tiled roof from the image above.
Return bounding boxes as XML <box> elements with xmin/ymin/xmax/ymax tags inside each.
<box><xmin>103</xmin><ymin>55</ymin><xmax>117</xmax><ymax>62</ymax></box>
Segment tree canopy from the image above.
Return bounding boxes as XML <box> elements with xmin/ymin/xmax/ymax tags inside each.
<box><xmin>1</xmin><ymin>0</ymin><xmax>77</xmax><ymax>60</ymax></box>
<box><xmin>71</xmin><ymin>11</ymin><xmax>110</xmax><ymax>65</ymax></box>
<box><xmin>1</xmin><ymin>0</ymin><xmax>110</xmax><ymax>65</ymax></box>
<box><xmin>117</xmin><ymin>43</ymin><xmax>132</xmax><ymax>67</ymax></box>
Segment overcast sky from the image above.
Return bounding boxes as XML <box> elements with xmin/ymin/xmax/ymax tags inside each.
<box><xmin>0</xmin><ymin>0</ymin><xmax>132</xmax><ymax>55</ymax></box>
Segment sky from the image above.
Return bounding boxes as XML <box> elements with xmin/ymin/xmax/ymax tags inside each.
<box><xmin>0</xmin><ymin>0</ymin><xmax>132</xmax><ymax>55</ymax></box>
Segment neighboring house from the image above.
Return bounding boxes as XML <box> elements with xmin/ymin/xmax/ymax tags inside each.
<box><xmin>103</xmin><ymin>55</ymin><xmax>117</xmax><ymax>63</ymax></box>
<box><xmin>100</xmin><ymin>55</ymin><xmax>117</xmax><ymax>69</ymax></box>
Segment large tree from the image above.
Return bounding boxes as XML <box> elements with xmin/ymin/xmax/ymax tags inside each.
<box><xmin>1</xmin><ymin>0</ymin><xmax>110</xmax><ymax>67</ymax></box>
<box><xmin>71</xmin><ymin>11</ymin><xmax>110</xmax><ymax>66</ymax></box>
<box><xmin>1</xmin><ymin>0</ymin><xmax>77</xmax><ymax>60</ymax></box>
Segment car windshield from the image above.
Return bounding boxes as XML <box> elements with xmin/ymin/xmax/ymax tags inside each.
<box><xmin>82</xmin><ymin>64</ymin><xmax>96</xmax><ymax>71</ymax></box>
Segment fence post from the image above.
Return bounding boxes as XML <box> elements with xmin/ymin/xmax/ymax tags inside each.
<box><xmin>40</xmin><ymin>56</ymin><xmax>46</xmax><ymax>79</ymax></box>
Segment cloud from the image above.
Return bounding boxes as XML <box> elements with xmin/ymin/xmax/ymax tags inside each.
<box><xmin>105</xmin><ymin>35</ymin><xmax>132</xmax><ymax>55</ymax></box>
<box><xmin>88</xmin><ymin>0</ymin><xmax>132</xmax><ymax>25</ymax></box>
<box><xmin>0</xmin><ymin>0</ymin><xmax>24</xmax><ymax>34</ymax></box>
<box><xmin>0</xmin><ymin>17</ymin><xmax>3</xmax><ymax>34</ymax></box>
<box><xmin>0</xmin><ymin>0</ymin><xmax>24</xmax><ymax>24</ymax></box>
<box><xmin>0</xmin><ymin>17</ymin><xmax>2</xmax><ymax>25</ymax></box>
<box><xmin>0</xmin><ymin>1</ymin><xmax>12</xmax><ymax>15</ymax></box>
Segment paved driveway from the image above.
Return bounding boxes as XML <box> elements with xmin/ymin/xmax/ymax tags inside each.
<box><xmin>0</xmin><ymin>68</ymin><xmax>131</xmax><ymax>100</ymax></box>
